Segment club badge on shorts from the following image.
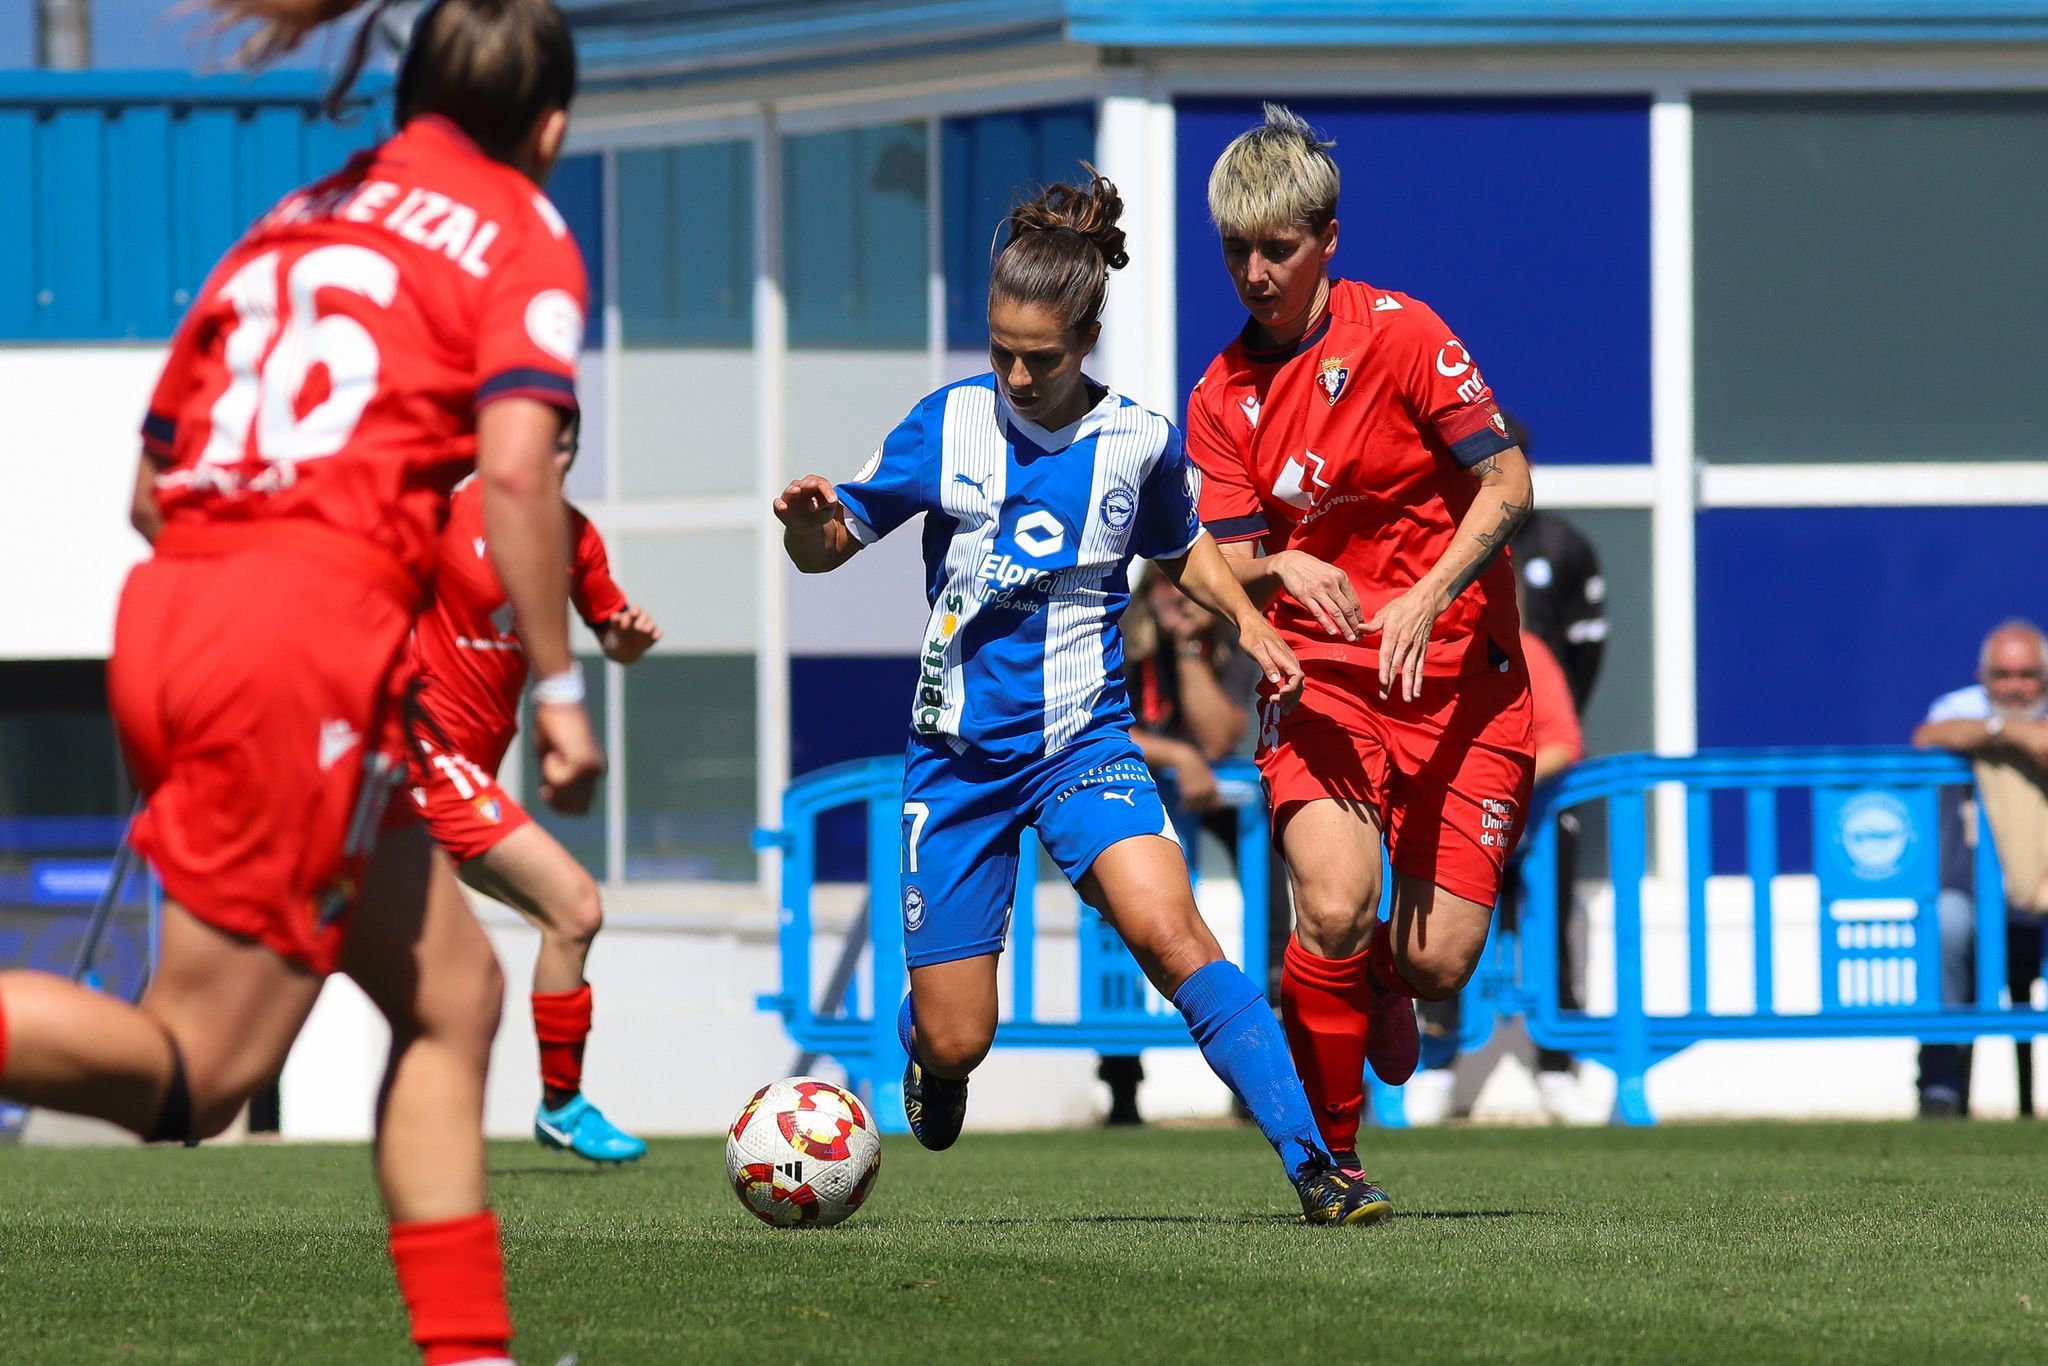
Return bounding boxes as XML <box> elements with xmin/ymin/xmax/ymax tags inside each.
<box><xmin>1317</xmin><ymin>356</ymin><xmax>1350</xmax><ymax>406</ymax></box>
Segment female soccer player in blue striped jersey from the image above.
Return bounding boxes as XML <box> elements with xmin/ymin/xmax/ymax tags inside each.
<box><xmin>776</xmin><ymin>172</ymin><xmax>1389</xmax><ymax>1224</ymax></box>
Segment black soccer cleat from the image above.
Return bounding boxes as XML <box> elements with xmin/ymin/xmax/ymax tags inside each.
<box><xmin>1295</xmin><ymin>1154</ymin><xmax>1394</xmax><ymax>1226</ymax></box>
<box><xmin>903</xmin><ymin>1056</ymin><xmax>969</xmax><ymax>1151</ymax></box>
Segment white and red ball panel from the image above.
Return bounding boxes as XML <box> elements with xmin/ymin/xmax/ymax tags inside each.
<box><xmin>724</xmin><ymin>1076</ymin><xmax>881</xmax><ymax>1229</ymax></box>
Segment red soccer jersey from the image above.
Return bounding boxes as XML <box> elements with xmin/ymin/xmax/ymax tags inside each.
<box><xmin>410</xmin><ymin>480</ymin><xmax>628</xmax><ymax>774</ymax></box>
<box><xmin>1188</xmin><ymin>279</ymin><xmax>1519</xmax><ymax>676</ymax></box>
<box><xmin>141</xmin><ymin>116</ymin><xmax>588</xmax><ymax>587</ymax></box>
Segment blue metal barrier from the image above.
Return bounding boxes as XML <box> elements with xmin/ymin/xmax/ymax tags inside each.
<box><xmin>1502</xmin><ymin>747</ymin><xmax>2046</xmax><ymax>1125</ymax></box>
<box><xmin>756</xmin><ymin>755</ymin><xmax>1275</xmax><ymax>1133</ymax></box>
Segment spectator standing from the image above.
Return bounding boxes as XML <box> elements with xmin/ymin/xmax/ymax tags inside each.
<box><xmin>1911</xmin><ymin>619</ymin><xmax>2048</xmax><ymax>1117</ymax></box>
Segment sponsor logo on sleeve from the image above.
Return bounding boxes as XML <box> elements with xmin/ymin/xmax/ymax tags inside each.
<box><xmin>525</xmin><ymin>289</ymin><xmax>583</xmax><ymax>365</ymax></box>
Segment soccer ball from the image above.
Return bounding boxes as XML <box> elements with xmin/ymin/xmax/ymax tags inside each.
<box><xmin>725</xmin><ymin>1076</ymin><xmax>882</xmax><ymax>1229</ymax></box>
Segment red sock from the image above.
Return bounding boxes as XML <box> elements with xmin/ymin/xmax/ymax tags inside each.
<box><xmin>388</xmin><ymin>1211</ymin><xmax>512</xmax><ymax>1366</ymax></box>
<box><xmin>1278</xmin><ymin>939</ymin><xmax>1374</xmax><ymax>1155</ymax></box>
<box><xmin>1366</xmin><ymin>921</ymin><xmax>1442</xmax><ymax>1000</ymax></box>
<box><xmin>531</xmin><ymin>985</ymin><xmax>592</xmax><ymax>1105</ymax></box>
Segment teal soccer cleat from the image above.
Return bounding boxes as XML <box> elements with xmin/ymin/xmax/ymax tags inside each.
<box><xmin>535</xmin><ymin>1095</ymin><xmax>647</xmax><ymax>1164</ymax></box>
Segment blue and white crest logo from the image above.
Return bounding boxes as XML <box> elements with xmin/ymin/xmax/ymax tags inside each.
<box><xmin>903</xmin><ymin>884</ymin><xmax>927</xmax><ymax>931</ymax></box>
<box><xmin>1101</xmin><ymin>487</ymin><xmax>1136</xmax><ymax>531</ymax></box>
<box><xmin>1839</xmin><ymin>792</ymin><xmax>1911</xmax><ymax>881</ymax></box>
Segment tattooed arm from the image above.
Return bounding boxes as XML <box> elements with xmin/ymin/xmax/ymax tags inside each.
<box><xmin>1362</xmin><ymin>444</ymin><xmax>1535</xmax><ymax>701</ymax></box>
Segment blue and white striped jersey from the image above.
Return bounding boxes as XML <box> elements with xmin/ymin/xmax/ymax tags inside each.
<box><xmin>837</xmin><ymin>373</ymin><xmax>1205</xmax><ymax>766</ymax></box>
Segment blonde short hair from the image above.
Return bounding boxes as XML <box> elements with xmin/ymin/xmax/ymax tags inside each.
<box><xmin>1207</xmin><ymin>103</ymin><xmax>1340</xmax><ymax>238</ymax></box>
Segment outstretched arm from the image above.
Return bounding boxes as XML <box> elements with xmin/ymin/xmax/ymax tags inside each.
<box><xmin>1366</xmin><ymin>444</ymin><xmax>1534</xmax><ymax>702</ymax></box>
<box><xmin>1158</xmin><ymin>534</ymin><xmax>1303</xmax><ymax>710</ymax></box>
<box><xmin>774</xmin><ymin>474</ymin><xmax>864</xmax><ymax>574</ymax></box>
<box><xmin>600</xmin><ymin>606</ymin><xmax>662</xmax><ymax>664</ymax></box>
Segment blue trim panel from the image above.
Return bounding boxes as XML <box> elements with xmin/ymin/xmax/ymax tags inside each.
<box><xmin>1448</xmin><ymin>427</ymin><xmax>1515</xmax><ymax>467</ymax></box>
<box><xmin>1204</xmin><ymin>513</ymin><xmax>1269</xmax><ymax>542</ymax></box>
<box><xmin>567</xmin><ymin>2</ymin><xmax>2048</xmax><ymax>85</ymax></box>
<box><xmin>475</xmin><ymin>368</ymin><xmax>578</xmax><ymax>410</ymax></box>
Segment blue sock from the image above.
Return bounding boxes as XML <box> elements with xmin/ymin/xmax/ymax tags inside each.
<box><xmin>1172</xmin><ymin>960</ymin><xmax>1326</xmax><ymax>1184</ymax></box>
<box><xmin>896</xmin><ymin>994</ymin><xmax>917</xmax><ymax>1062</ymax></box>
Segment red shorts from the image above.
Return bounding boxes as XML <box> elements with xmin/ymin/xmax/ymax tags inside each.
<box><xmin>1257</xmin><ymin>653</ymin><xmax>1535</xmax><ymax>906</ymax></box>
<box><xmin>109</xmin><ymin>522</ymin><xmax>420</xmax><ymax>975</ymax></box>
<box><xmin>404</xmin><ymin>733</ymin><xmax>531</xmax><ymax>865</ymax></box>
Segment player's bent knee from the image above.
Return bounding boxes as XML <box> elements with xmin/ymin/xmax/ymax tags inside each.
<box><xmin>558</xmin><ymin>874</ymin><xmax>603</xmax><ymax>945</ymax></box>
<box><xmin>1292</xmin><ymin>881</ymin><xmax>1379</xmax><ymax>956</ymax></box>
<box><xmin>916</xmin><ymin>1019</ymin><xmax>994</xmax><ymax>1077</ymax></box>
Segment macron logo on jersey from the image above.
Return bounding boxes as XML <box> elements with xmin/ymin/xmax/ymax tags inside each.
<box><xmin>1240</xmin><ymin>395</ymin><xmax>1261</xmax><ymax>429</ymax></box>
<box><xmin>1372</xmin><ymin>294</ymin><xmax>1403</xmax><ymax>312</ymax></box>
<box><xmin>318</xmin><ymin>719</ymin><xmax>361</xmax><ymax>772</ymax></box>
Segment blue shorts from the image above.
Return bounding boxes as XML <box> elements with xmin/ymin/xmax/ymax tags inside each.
<box><xmin>898</xmin><ymin>730</ymin><xmax>1182</xmax><ymax>969</ymax></box>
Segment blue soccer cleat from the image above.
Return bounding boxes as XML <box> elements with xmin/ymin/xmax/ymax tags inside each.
<box><xmin>534</xmin><ymin>1095</ymin><xmax>647</xmax><ymax>1164</ymax></box>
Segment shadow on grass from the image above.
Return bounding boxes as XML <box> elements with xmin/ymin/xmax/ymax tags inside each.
<box><xmin>490</xmin><ymin>1164</ymin><xmax>621</xmax><ymax>1178</ymax></box>
<box><xmin>903</xmin><ymin>1208</ymin><xmax>1552</xmax><ymax>1229</ymax></box>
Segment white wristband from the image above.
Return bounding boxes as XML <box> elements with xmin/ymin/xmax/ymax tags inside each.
<box><xmin>530</xmin><ymin>662</ymin><xmax>586</xmax><ymax>706</ymax></box>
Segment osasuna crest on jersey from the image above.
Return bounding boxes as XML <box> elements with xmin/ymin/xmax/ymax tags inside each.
<box><xmin>834</xmin><ymin>374</ymin><xmax>1204</xmax><ymax>765</ymax></box>
<box><xmin>1317</xmin><ymin>355</ymin><xmax>1350</xmax><ymax>406</ymax></box>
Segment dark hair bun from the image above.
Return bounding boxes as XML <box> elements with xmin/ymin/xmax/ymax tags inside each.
<box><xmin>1007</xmin><ymin>166</ymin><xmax>1128</xmax><ymax>272</ymax></box>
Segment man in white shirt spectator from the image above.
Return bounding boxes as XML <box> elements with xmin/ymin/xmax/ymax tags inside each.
<box><xmin>1912</xmin><ymin>619</ymin><xmax>2048</xmax><ymax>1116</ymax></box>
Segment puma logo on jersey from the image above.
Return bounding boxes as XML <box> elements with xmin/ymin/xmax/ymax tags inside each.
<box><xmin>318</xmin><ymin>719</ymin><xmax>361</xmax><ymax>772</ymax></box>
<box><xmin>1240</xmin><ymin>395</ymin><xmax>1261</xmax><ymax>429</ymax></box>
<box><xmin>1272</xmin><ymin>450</ymin><xmax>1333</xmax><ymax>511</ymax></box>
<box><xmin>953</xmin><ymin>472</ymin><xmax>990</xmax><ymax>497</ymax></box>
<box><xmin>1102</xmin><ymin>789</ymin><xmax>1137</xmax><ymax>807</ymax></box>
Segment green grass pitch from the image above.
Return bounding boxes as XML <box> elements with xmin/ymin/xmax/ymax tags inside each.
<box><xmin>0</xmin><ymin>1121</ymin><xmax>2042</xmax><ymax>1363</ymax></box>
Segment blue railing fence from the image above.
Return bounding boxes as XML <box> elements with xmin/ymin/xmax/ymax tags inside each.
<box><xmin>761</xmin><ymin>746</ymin><xmax>2048</xmax><ymax>1132</ymax></box>
<box><xmin>1502</xmin><ymin>747</ymin><xmax>2048</xmax><ymax>1124</ymax></box>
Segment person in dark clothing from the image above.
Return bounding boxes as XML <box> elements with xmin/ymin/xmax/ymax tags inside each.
<box><xmin>1504</xmin><ymin>413</ymin><xmax>1606</xmax><ymax>712</ymax></box>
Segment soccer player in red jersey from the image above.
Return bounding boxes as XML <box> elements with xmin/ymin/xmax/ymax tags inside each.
<box><xmin>409</xmin><ymin>439</ymin><xmax>661</xmax><ymax>1163</ymax></box>
<box><xmin>1186</xmin><ymin>105</ymin><xmax>1537</xmax><ymax>1181</ymax></box>
<box><xmin>0</xmin><ymin>5</ymin><xmax>597</xmax><ymax>1362</ymax></box>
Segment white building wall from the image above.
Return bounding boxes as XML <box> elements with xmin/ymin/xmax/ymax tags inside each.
<box><xmin>0</xmin><ymin>348</ymin><xmax>163</xmax><ymax>659</ymax></box>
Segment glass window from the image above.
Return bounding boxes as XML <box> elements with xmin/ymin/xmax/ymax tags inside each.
<box><xmin>941</xmin><ymin>105</ymin><xmax>1095</xmax><ymax>349</ymax></box>
<box><xmin>618</xmin><ymin>142</ymin><xmax>753</xmax><ymax>345</ymax></box>
<box><xmin>623</xmin><ymin>656</ymin><xmax>758</xmax><ymax>881</ymax></box>
<box><xmin>783</xmin><ymin>123</ymin><xmax>928</xmax><ymax>347</ymax></box>
<box><xmin>1695</xmin><ymin>95</ymin><xmax>2048</xmax><ymax>462</ymax></box>
<box><xmin>616</xmin><ymin>140</ymin><xmax>758</xmax><ymax>497</ymax></box>
<box><xmin>517</xmin><ymin>652</ymin><xmax>610</xmax><ymax>877</ymax></box>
